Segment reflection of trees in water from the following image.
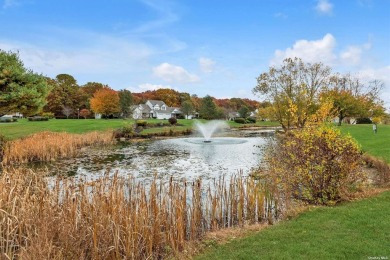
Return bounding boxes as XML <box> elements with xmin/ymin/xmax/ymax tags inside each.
<box><xmin>38</xmin><ymin>137</ymin><xmax>265</xmax><ymax>181</ymax></box>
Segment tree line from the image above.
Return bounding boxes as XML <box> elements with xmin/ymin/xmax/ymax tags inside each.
<box><xmin>1</xmin><ymin>50</ymin><xmax>386</xmax><ymax>123</ymax></box>
<box><xmin>253</xmin><ymin>57</ymin><xmax>386</xmax><ymax>129</ymax></box>
<box><xmin>0</xmin><ymin>50</ymin><xmax>262</xmax><ymax>120</ymax></box>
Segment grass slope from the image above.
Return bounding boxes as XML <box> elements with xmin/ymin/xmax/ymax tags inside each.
<box><xmin>196</xmin><ymin>191</ymin><xmax>390</xmax><ymax>260</ymax></box>
<box><xmin>340</xmin><ymin>124</ymin><xmax>390</xmax><ymax>163</ymax></box>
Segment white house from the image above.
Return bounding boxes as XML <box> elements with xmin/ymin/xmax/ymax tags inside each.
<box><xmin>132</xmin><ymin>100</ymin><xmax>183</xmax><ymax>120</ymax></box>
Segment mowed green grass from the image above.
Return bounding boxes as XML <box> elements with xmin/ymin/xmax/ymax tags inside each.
<box><xmin>196</xmin><ymin>191</ymin><xmax>390</xmax><ymax>260</ymax></box>
<box><xmin>0</xmin><ymin>118</ymin><xmax>279</xmax><ymax>140</ymax></box>
<box><xmin>340</xmin><ymin>124</ymin><xmax>390</xmax><ymax>163</ymax></box>
<box><xmin>0</xmin><ymin>119</ymin><xmax>131</xmax><ymax>139</ymax></box>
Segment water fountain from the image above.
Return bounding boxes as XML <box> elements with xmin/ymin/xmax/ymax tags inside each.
<box><xmin>194</xmin><ymin>120</ymin><xmax>228</xmax><ymax>142</ymax></box>
<box><xmin>39</xmin><ymin>120</ymin><xmax>268</xmax><ymax>181</ymax></box>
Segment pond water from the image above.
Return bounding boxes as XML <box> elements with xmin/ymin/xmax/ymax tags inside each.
<box><xmin>41</xmin><ymin>129</ymin><xmax>274</xmax><ymax>182</ymax></box>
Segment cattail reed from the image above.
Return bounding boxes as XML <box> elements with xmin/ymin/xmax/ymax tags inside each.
<box><xmin>2</xmin><ymin>131</ymin><xmax>113</xmax><ymax>165</ymax></box>
<box><xmin>0</xmin><ymin>167</ymin><xmax>281</xmax><ymax>259</ymax></box>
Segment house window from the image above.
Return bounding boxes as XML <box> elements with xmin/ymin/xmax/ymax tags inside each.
<box><xmin>161</xmin><ymin>105</ymin><xmax>166</xmax><ymax>110</ymax></box>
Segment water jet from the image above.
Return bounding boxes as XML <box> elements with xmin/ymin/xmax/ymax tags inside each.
<box><xmin>194</xmin><ymin>120</ymin><xmax>228</xmax><ymax>142</ymax></box>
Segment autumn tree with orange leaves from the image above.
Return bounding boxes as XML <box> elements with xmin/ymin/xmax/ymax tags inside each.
<box><xmin>90</xmin><ymin>88</ymin><xmax>120</xmax><ymax>117</ymax></box>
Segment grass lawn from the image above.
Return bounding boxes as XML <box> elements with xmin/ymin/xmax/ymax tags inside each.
<box><xmin>0</xmin><ymin>119</ymin><xmax>131</xmax><ymax>140</ymax></box>
<box><xmin>340</xmin><ymin>124</ymin><xmax>390</xmax><ymax>163</ymax></box>
<box><xmin>0</xmin><ymin>118</ymin><xmax>279</xmax><ymax>140</ymax></box>
<box><xmin>196</xmin><ymin>191</ymin><xmax>390</xmax><ymax>260</ymax></box>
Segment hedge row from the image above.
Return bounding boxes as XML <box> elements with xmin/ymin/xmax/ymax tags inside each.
<box><xmin>28</xmin><ymin>116</ymin><xmax>49</xmax><ymax>121</ymax></box>
<box><xmin>0</xmin><ymin>118</ymin><xmax>17</xmax><ymax>123</ymax></box>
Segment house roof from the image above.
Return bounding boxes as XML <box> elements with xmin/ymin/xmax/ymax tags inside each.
<box><xmin>167</xmin><ymin>107</ymin><xmax>181</xmax><ymax>113</ymax></box>
<box><xmin>228</xmin><ymin>112</ymin><xmax>240</xmax><ymax>117</ymax></box>
<box><xmin>137</xmin><ymin>104</ymin><xmax>152</xmax><ymax>113</ymax></box>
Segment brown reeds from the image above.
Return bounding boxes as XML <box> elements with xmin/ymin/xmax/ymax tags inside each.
<box><xmin>2</xmin><ymin>131</ymin><xmax>113</xmax><ymax>165</ymax></box>
<box><xmin>0</xmin><ymin>168</ymin><xmax>279</xmax><ymax>259</ymax></box>
<box><xmin>363</xmin><ymin>154</ymin><xmax>390</xmax><ymax>186</ymax></box>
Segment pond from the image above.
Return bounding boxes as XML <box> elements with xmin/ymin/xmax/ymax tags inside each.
<box><xmin>40</xmin><ymin>128</ymin><xmax>275</xmax><ymax>182</ymax></box>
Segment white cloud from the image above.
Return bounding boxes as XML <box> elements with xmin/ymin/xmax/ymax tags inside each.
<box><xmin>271</xmin><ymin>33</ymin><xmax>337</xmax><ymax>65</ymax></box>
<box><xmin>340</xmin><ymin>43</ymin><xmax>371</xmax><ymax>65</ymax></box>
<box><xmin>271</xmin><ymin>34</ymin><xmax>375</xmax><ymax>68</ymax></box>
<box><xmin>315</xmin><ymin>0</ymin><xmax>333</xmax><ymax>15</ymax></box>
<box><xmin>153</xmin><ymin>63</ymin><xmax>200</xmax><ymax>83</ymax></box>
<box><xmin>132</xmin><ymin>83</ymin><xmax>173</xmax><ymax>92</ymax></box>
<box><xmin>0</xmin><ymin>32</ymin><xmax>153</xmax><ymax>76</ymax></box>
<box><xmin>199</xmin><ymin>57</ymin><xmax>216</xmax><ymax>73</ymax></box>
<box><xmin>357</xmin><ymin>66</ymin><xmax>390</xmax><ymax>106</ymax></box>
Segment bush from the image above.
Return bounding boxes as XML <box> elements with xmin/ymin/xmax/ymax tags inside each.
<box><xmin>113</xmin><ymin>124</ymin><xmax>135</xmax><ymax>139</ymax></box>
<box><xmin>234</xmin><ymin>118</ymin><xmax>246</xmax><ymax>124</ymax></box>
<box><xmin>136</xmin><ymin>120</ymin><xmax>147</xmax><ymax>127</ymax></box>
<box><xmin>28</xmin><ymin>116</ymin><xmax>49</xmax><ymax>121</ymax></box>
<box><xmin>146</xmin><ymin>122</ymin><xmax>170</xmax><ymax>128</ymax></box>
<box><xmin>40</xmin><ymin>112</ymin><xmax>55</xmax><ymax>119</ymax></box>
<box><xmin>247</xmin><ymin>117</ymin><xmax>256</xmax><ymax>123</ymax></box>
<box><xmin>168</xmin><ymin>117</ymin><xmax>177</xmax><ymax>125</ymax></box>
<box><xmin>356</xmin><ymin>117</ymin><xmax>372</xmax><ymax>124</ymax></box>
<box><xmin>0</xmin><ymin>118</ymin><xmax>12</xmax><ymax>123</ymax></box>
<box><xmin>258</xmin><ymin>125</ymin><xmax>365</xmax><ymax>205</ymax></box>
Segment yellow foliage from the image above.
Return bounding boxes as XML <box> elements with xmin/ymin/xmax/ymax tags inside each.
<box><xmin>372</xmin><ymin>117</ymin><xmax>382</xmax><ymax>124</ymax></box>
<box><xmin>257</xmin><ymin>124</ymin><xmax>366</xmax><ymax>205</ymax></box>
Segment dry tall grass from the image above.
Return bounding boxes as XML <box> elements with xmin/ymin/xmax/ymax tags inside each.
<box><xmin>0</xmin><ymin>168</ymin><xmax>278</xmax><ymax>259</ymax></box>
<box><xmin>2</xmin><ymin>131</ymin><xmax>113</xmax><ymax>165</ymax></box>
<box><xmin>363</xmin><ymin>154</ymin><xmax>390</xmax><ymax>186</ymax></box>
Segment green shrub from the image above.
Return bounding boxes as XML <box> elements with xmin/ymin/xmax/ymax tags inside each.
<box><xmin>146</xmin><ymin>122</ymin><xmax>170</xmax><ymax>128</ymax></box>
<box><xmin>247</xmin><ymin>117</ymin><xmax>256</xmax><ymax>123</ymax></box>
<box><xmin>168</xmin><ymin>117</ymin><xmax>177</xmax><ymax>125</ymax></box>
<box><xmin>40</xmin><ymin>112</ymin><xmax>55</xmax><ymax>119</ymax></box>
<box><xmin>113</xmin><ymin>124</ymin><xmax>135</xmax><ymax>139</ymax></box>
<box><xmin>234</xmin><ymin>118</ymin><xmax>246</xmax><ymax>124</ymax></box>
<box><xmin>136</xmin><ymin>120</ymin><xmax>147</xmax><ymax>127</ymax></box>
<box><xmin>258</xmin><ymin>125</ymin><xmax>365</xmax><ymax>205</ymax></box>
<box><xmin>356</xmin><ymin>117</ymin><xmax>372</xmax><ymax>124</ymax></box>
<box><xmin>28</xmin><ymin>116</ymin><xmax>49</xmax><ymax>121</ymax></box>
<box><xmin>0</xmin><ymin>118</ymin><xmax>12</xmax><ymax>123</ymax></box>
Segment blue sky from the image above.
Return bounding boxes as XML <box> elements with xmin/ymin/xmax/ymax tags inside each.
<box><xmin>1</xmin><ymin>0</ymin><xmax>389</xmax><ymax>106</ymax></box>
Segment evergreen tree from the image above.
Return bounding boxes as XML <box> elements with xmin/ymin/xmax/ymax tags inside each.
<box><xmin>199</xmin><ymin>95</ymin><xmax>218</xmax><ymax>120</ymax></box>
<box><xmin>118</xmin><ymin>89</ymin><xmax>134</xmax><ymax>118</ymax></box>
<box><xmin>0</xmin><ymin>50</ymin><xmax>50</xmax><ymax>116</ymax></box>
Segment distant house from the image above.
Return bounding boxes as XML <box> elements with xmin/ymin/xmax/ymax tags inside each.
<box><xmin>132</xmin><ymin>100</ymin><xmax>183</xmax><ymax>120</ymax></box>
<box><xmin>249</xmin><ymin>109</ymin><xmax>258</xmax><ymax>118</ymax></box>
<box><xmin>228</xmin><ymin>112</ymin><xmax>240</xmax><ymax>121</ymax></box>
<box><xmin>228</xmin><ymin>110</ymin><xmax>257</xmax><ymax>121</ymax></box>
<box><xmin>332</xmin><ymin>117</ymin><xmax>357</xmax><ymax>124</ymax></box>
